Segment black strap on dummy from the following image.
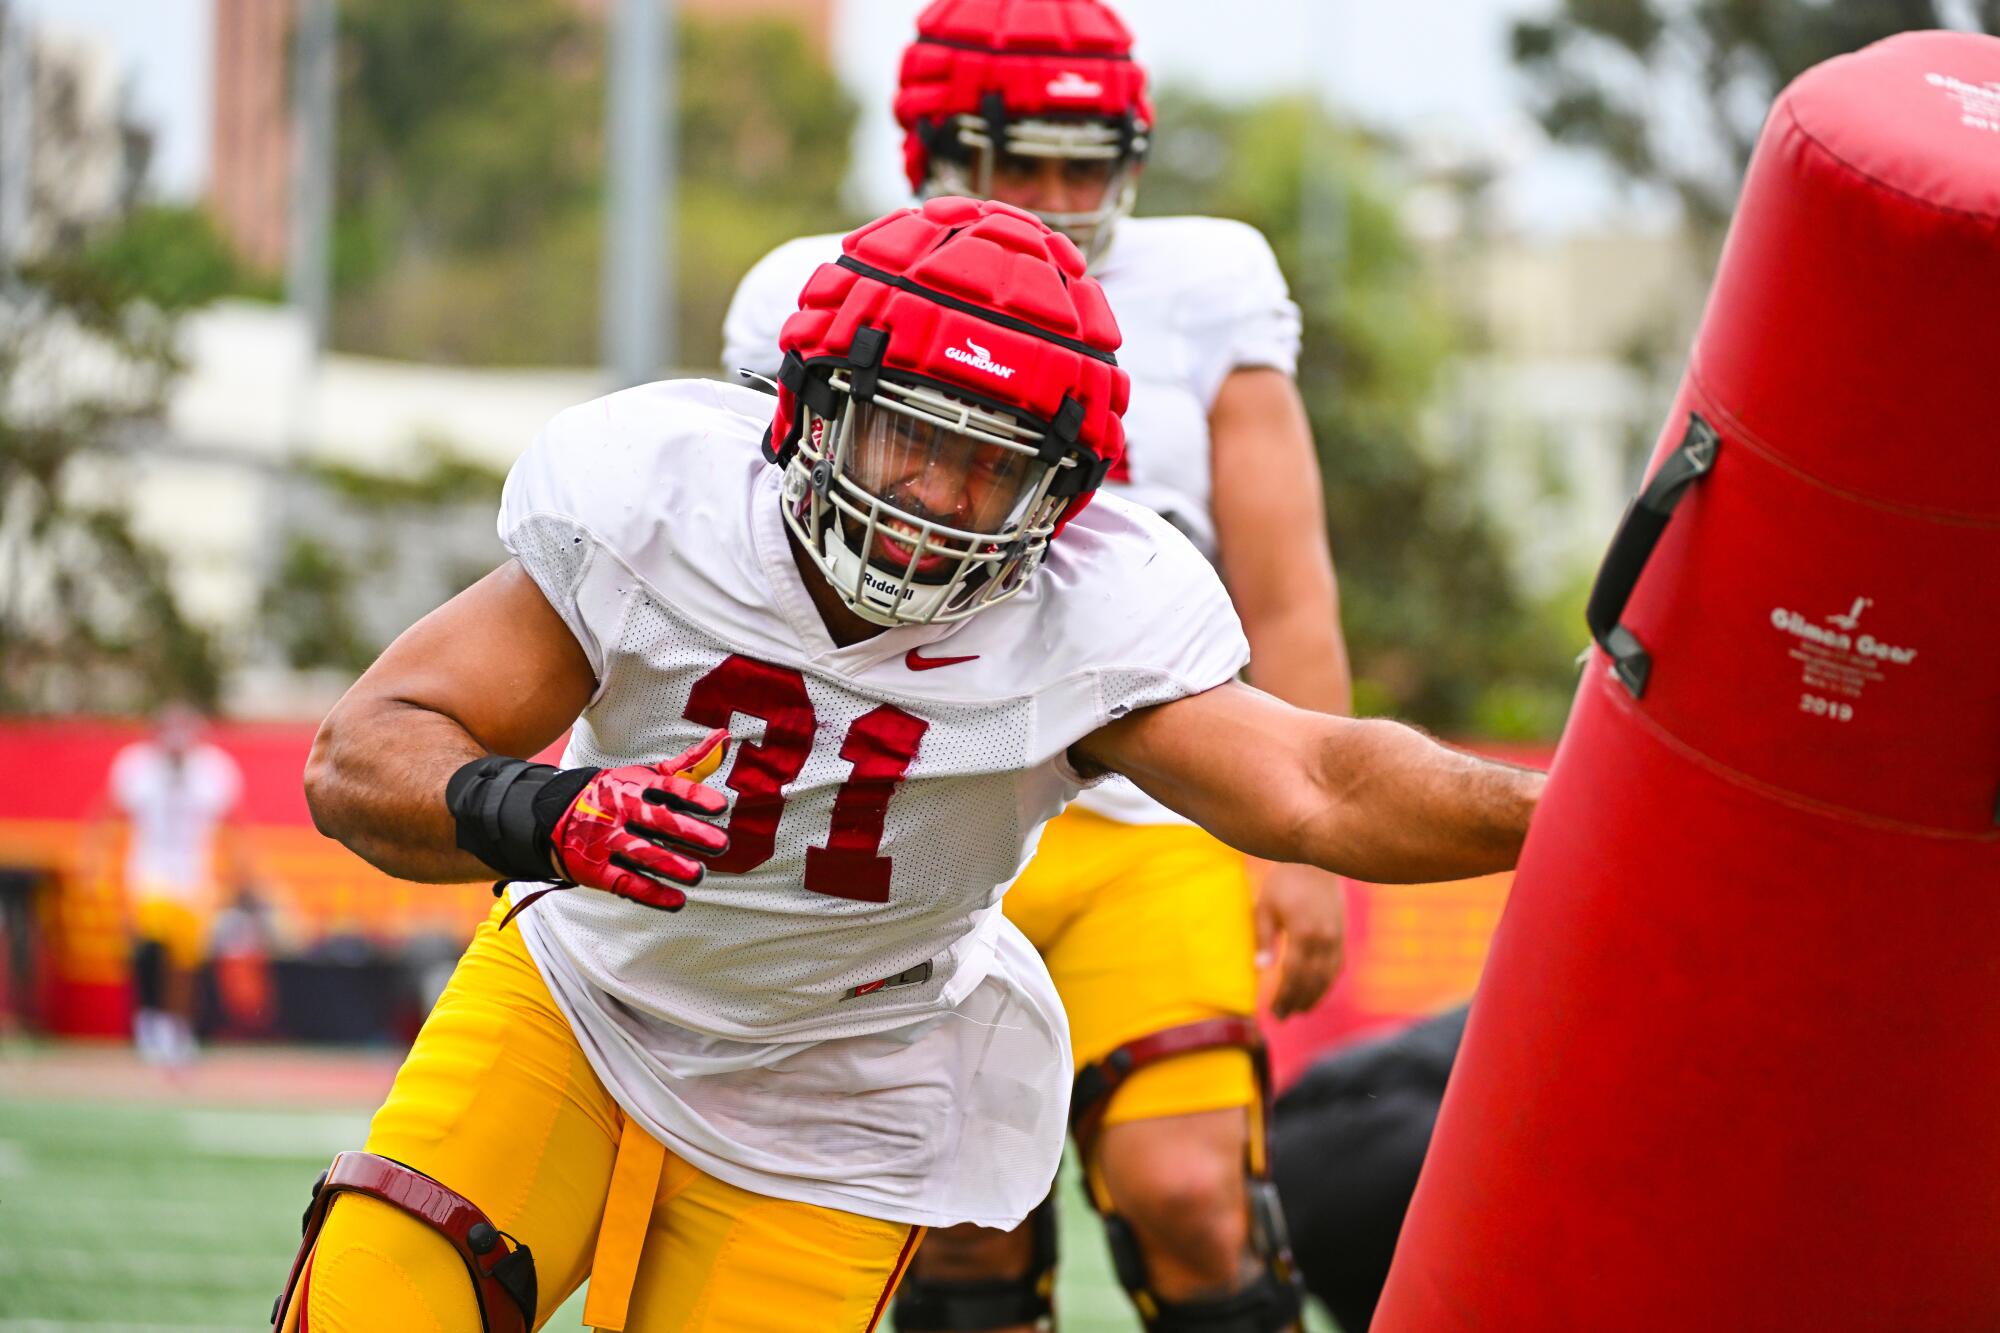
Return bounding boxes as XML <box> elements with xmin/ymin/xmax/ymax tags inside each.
<box><xmin>1585</xmin><ymin>413</ymin><xmax>1721</xmax><ymax>699</ymax></box>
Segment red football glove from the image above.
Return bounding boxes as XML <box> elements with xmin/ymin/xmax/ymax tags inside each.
<box><xmin>548</xmin><ymin>729</ymin><xmax>732</xmax><ymax>911</ymax></box>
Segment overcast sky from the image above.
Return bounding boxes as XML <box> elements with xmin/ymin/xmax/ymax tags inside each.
<box><xmin>16</xmin><ymin>0</ymin><xmax>1629</xmax><ymax>233</ymax></box>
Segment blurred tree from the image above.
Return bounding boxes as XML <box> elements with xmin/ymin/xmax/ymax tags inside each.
<box><xmin>260</xmin><ymin>445</ymin><xmax>507</xmax><ymax>675</ymax></box>
<box><xmin>1512</xmin><ymin>0</ymin><xmax>2000</xmax><ymax>236</ymax></box>
<box><xmin>262</xmin><ymin>534</ymin><xmax>375</xmax><ymax>677</ymax></box>
<box><xmin>1507</xmin><ymin>2</ymin><xmax>1999</xmax><ymax>641</ymax></box>
<box><xmin>0</xmin><ymin>207</ymin><xmax>246</xmax><ymax>714</ymax></box>
<box><xmin>331</xmin><ymin>0</ymin><xmax>601</xmax><ymax>360</ymax></box>
<box><xmin>677</xmin><ymin>18</ymin><xmax>861</xmax><ymax>370</ymax></box>
<box><xmin>1142</xmin><ymin>92</ymin><xmax>1579</xmax><ymax>735</ymax></box>
<box><xmin>332</xmin><ymin>3</ymin><xmax>856</xmax><ymax>367</ymax></box>
<box><xmin>71</xmin><ymin>205</ymin><xmax>271</xmax><ymax>309</ymax></box>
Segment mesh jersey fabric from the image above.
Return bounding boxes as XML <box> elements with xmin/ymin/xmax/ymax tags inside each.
<box><xmin>722</xmin><ymin>215</ymin><xmax>1300</xmax><ymax>826</ymax></box>
<box><xmin>494</xmin><ymin>376</ymin><xmax>1247</xmax><ymax>1226</ymax></box>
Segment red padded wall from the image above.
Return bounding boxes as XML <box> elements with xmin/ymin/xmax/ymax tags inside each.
<box><xmin>1375</xmin><ymin>32</ymin><xmax>2000</xmax><ymax>1331</ymax></box>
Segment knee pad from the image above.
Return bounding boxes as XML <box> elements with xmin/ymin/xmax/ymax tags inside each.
<box><xmin>1076</xmin><ymin>1019</ymin><xmax>1306</xmax><ymax>1333</ymax></box>
<box><xmin>269</xmin><ymin>1150</ymin><xmax>536</xmax><ymax>1333</ymax></box>
<box><xmin>892</xmin><ymin>1196</ymin><xmax>1057</xmax><ymax>1331</ymax></box>
<box><xmin>1096</xmin><ymin>1183</ymin><xmax>1303</xmax><ymax>1333</ymax></box>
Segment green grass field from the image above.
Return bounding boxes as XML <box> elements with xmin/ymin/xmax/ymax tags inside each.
<box><xmin>0</xmin><ymin>1044</ymin><xmax>1336</xmax><ymax>1331</ymax></box>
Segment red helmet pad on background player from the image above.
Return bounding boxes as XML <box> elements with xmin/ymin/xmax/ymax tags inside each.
<box><xmin>765</xmin><ymin>197</ymin><xmax>1128</xmax><ymax>626</ymax></box>
<box><xmin>894</xmin><ymin>0</ymin><xmax>1152</xmax><ymax>266</ymax></box>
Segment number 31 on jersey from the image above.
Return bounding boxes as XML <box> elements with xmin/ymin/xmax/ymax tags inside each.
<box><xmin>683</xmin><ymin>654</ymin><xmax>928</xmax><ymax>904</ymax></box>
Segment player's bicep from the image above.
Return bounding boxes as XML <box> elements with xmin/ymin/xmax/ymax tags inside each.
<box><xmin>347</xmin><ymin>559</ymin><xmax>596</xmax><ymax>760</ymax></box>
<box><xmin>1071</xmin><ymin>680</ymin><xmax>1330</xmax><ymax>860</ymax></box>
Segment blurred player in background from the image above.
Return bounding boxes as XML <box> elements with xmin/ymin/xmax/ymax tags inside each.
<box><xmin>278</xmin><ymin>199</ymin><xmax>1537</xmax><ymax>1333</ymax></box>
<box><xmin>98</xmin><ymin>704</ymin><xmax>243</xmax><ymax>1064</ymax></box>
<box><xmin>724</xmin><ymin>2</ymin><xmax>1349</xmax><ymax>1327</ymax></box>
<box><xmin>1272</xmin><ymin>1006</ymin><xmax>1468</xmax><ymax>1332</ymax></box>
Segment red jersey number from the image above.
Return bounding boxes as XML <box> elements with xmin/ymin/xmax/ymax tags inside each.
<box><xmin>683</xmin><ymin>655</ymin><xmax>929</xmax><ymax>902</ymax></box>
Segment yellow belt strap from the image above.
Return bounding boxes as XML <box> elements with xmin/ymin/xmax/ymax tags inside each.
<box><xmin>583</xmin><ymin>1114</ymin><xmax>667</xmax><ymax>1332</ymax></box>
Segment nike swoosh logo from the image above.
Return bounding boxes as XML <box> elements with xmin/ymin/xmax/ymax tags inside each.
<box><xmin>905</xmin><ymin>649</ymin><xmax>980</xmax><ymax>671</ymax></box>
<box><xmin>575</xmin><ymin>799</ymin><xmax>612</xmax><ymax>821</ymax></box>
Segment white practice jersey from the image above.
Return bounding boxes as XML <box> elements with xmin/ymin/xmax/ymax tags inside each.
<box><xmin>110</xmin><ymin>740</ymin><xmax>242</xmax><ymax>899</ymax></box>
<box><xmin>499</xmin><ymin>378</ymin><xmax>1248</xmax><ymax>1227</ymax></box>
<box><xmin>723</xmin><ymin>215</ymin><xmax>1299</xmax><ymax>826</ymax></box>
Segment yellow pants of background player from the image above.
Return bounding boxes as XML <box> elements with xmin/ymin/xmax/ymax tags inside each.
<box><xmin>286</xmin><ymin>902</ymin><xmax>923</xmax><ymax>1333</ymax></box>
<box><xmin>131</xmin><ymin>893</ymin><xmax>207</xmax><ymax>972</ymax></box>
<box><xmin>1003</xmin><ymin>808</ymin><xmax>1259</xmax><ymax>1129</ymax></box>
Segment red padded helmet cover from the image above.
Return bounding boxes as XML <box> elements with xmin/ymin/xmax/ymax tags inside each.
<box><xmin>770</xmin><ymin>197</ymin><xmax>1129</xmax><ymax>533</ymax></box>
<box><xmin>894</xmin><ymin>0</ymin><xmax>1153</xmax><ymax>192</ymax></box>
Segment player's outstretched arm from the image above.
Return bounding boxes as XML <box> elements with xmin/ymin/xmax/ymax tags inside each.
<box><xmin>304</xmin><ymin>561</ymin><xmax>598</xmax><ymax>883</ymax></box>
<box><xmin>1070</xmin><ymin>682</ymin><xmax>1544</xmax><ymax>884</ymax></box>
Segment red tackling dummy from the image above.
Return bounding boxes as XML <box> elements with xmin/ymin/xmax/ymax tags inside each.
<box><xmin>1375</xmin><ymin>31</ymin><xmax>2000</xmax><ymax>1332</ymax></box>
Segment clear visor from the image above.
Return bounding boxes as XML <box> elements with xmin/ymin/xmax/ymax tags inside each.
<box><xmin>938</xmin><ymin>114</ymin><xmax>1147</xmax><ymax>264</ymax></box>
<box><xmin>783</xmin><ymin>370</ymin><xmax>1077</xmax><ymax>625</ymax></box>
<box><xmin>838</xmin><ymin>389</ymin><xmax>1054</xmax><ymax>583</ymax></box>
<box><xmin>954</xmin><ymin>113</ymin><xmax>1137</xmax><ymax>164</ymax></box>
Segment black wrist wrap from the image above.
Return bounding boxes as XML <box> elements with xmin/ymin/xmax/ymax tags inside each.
<box><xmin>444</xmin><ymin>757</ymin><xmax>601</xmax><ymax>882</ymax></box>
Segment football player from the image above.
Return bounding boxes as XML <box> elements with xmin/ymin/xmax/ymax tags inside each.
<box><xmin>276</xmin><ymin>199</ymin><xmax>1537</xmax><ymax>1333</ymax></box>
<box><xmin>722</xmin><ymin>2</ymin><xmax>1351</xmax><ymax>1327</ymax></box>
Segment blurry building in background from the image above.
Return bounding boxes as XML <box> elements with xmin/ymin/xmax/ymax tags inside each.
<box><xmin>1435</xmin><ymin>227</ymin><xmax>1705</xmax><ymax>596</ymax></box>
<box><xmin>148</xmin><ymin>301</ymin><xmax>602</xmax><ymax>716</ymax></box>
<box><xmin>0</xmin><ymin>5</ymin><xmax>148</xmax><ymax>264</ymax></box>
<box><xmin>118</xmin><ymin>0</ymin><xmax>849</xmax><ymax>719</ymax></box>
<box><xmin>1402</xmin><ymin>150</ymin><xmax>1706</xmax><ymax>595</ymax></box>
<box><xmin>209</xmin><ymin>0</ymin><xmax>292</xmax><ymax>275</ymax></box>
<box><xmin>198</xmin><ymin>0</ymin><xmax>835</xmax><ymax>323</ymax></box>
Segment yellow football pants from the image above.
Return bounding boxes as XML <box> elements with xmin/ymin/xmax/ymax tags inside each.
<box><xmin>131</xmin><ymin>893</ymin><xmax>208</xmax><ymax>972</ymax></box>
<box><xmin>286</xmin><ymin>901</ymin><xmax>923</xmax><ymax>1332</ymax></box>
<box><xmin>1002</xmin><ymin>808</ymin><xmax>1260</xmax><ymax>1128</ymax></box>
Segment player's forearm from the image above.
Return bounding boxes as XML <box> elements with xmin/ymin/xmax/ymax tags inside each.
<box><xmin>1299</xmin><ymin>719</ymin><xmax>1543</xmax><ymax>883</ymax></box>
<box><xmin>305</xmin><ymin>698</ymin><xmax>495</xmax><ymax>883</ymax></box>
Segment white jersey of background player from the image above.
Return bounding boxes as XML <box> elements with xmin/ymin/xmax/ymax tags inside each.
<box><xmin>726</xmin><ymin>216</ymin><xmax>1294</xmax><ymax>828</ymax></box>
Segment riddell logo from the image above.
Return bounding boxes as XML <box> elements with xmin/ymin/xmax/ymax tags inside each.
<box><xmin>944</xmin><ymin>337</ymin><xmax>1016</xmax><ymax>380</ymax></box>
<box><xmin>1047</xmin><ymin>70</ymin><xmax>1103</xmax><ymax>99</ymax></box>
<box><xmin>859</xmin><ymin>566</ymin><xmax>917</xmax><ymax>601</ymax></box>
